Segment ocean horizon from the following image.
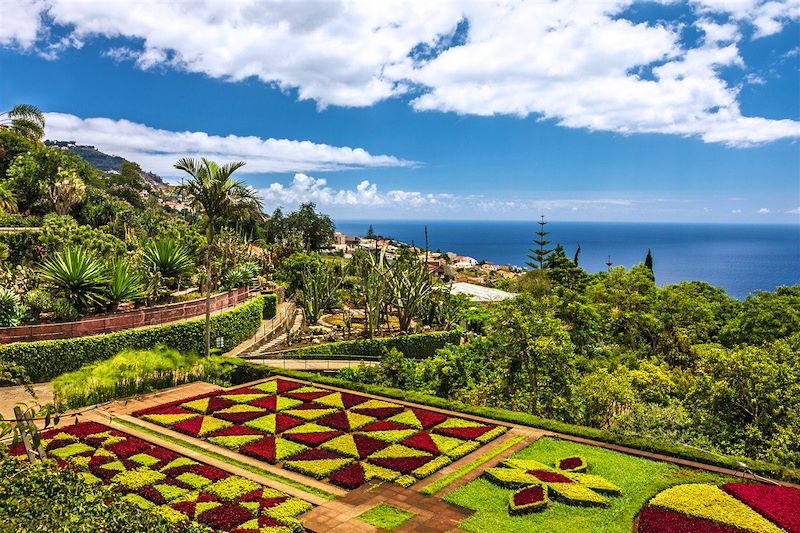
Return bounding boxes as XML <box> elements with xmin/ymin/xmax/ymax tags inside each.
<box><xmin>335</xmin><ymin>220</ymin><xmax>800</xmax><ymax>300</ymax></box>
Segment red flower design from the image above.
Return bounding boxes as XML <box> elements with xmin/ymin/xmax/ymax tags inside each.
<box><xmin>360</xmin><ymin>420</ymin><xmax>414</xmax><ymax>432</ymax></box>
<box><xmin>722</xmin><ymin>483</ymin><xmax>800</xmax><ymax>533</ymax></box>
<box><xmin>240</xmin><ymin>437</ymin><xmax>277</xmax><ymax>463</ymax></box>
<box><xmin>353</xmin><ymin>434</ymin><xmax>388</xmax><ymax>459</ymax></box>
<box><xmin>330</xmin><ymin>462</ymin><xmax>366</xmax><ymax>489</ymax></box>
<box><xmin>411</xmin><ymin>409</ymin><xmax>448</xmax><ymax>429</ymax></box>
<box><xmin>196</xmin><ymin>501</ymin><xmax>253</xmax><ymax>530</ymax></box>
<box><xmin>282</xmin><ymin>430</ymin><xmax>341</xmax><ymax>446</ymax></box>
<box><xmin>247</xmin><ymin>396</ymin><xmax>277</xmax><ymax>411</ymax></box>
<box><xmin>402</xmin><ymin>432</ymin><xmax>440</xmax><ymax>455</ymax></box>
<box><xmin>315</xmin><ymin>411</ymin><xmax>350</xmax><ymax>431</ymax></box>
<box><xmin>433</xmin><ymin>425</ymin><xmax>493</xmax><ymax>440</ymax></box>
<box><xmin>513</xmin><ymin>485</ymin><xmax>546</xmax><ymax>506</ymax></box>
<box><xmin>528</xmin><ymin>470</ymin><xmax>573</xmax><ymax>484</ymax></box>
<box><xmin>369</xmin><ymin>456</ymin><xmax>433</xmax><ymax>475</ymax></box>
<box><xmin>636</xmin><ymin>506</ymin><xmax>744</xmax><ymax>533</ymax></box>
<box><xmin>106</xmin><ymin>437</ymin><xmax>153</xmax><ymax>458</ymax></box>
<box><xmin>350</xmin><ymin>407</ymin><xmax>405</xmax><ymax>419</ymax></box>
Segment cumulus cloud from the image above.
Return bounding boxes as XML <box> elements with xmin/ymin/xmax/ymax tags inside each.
<box><xmin>259</xmin><ymin>173</ymin><xmax>448</xmax><ymax>210</ymax></box>
<box><xmin>786</xmin><ymin>207</ymin><xmax>800</xmax><ymax>214</ymax></box>
<box><xmin>6</xmin><ymin>1</ymin><xmax>800</xmax><ymax>146</ymax></box>
<box><xmin>757</xmin><ymin>207</ymin><xmax>771</xmax><ymax>214</ymax></box>
<box><xmin>43</xmin><ymin>113</ymin><xmax>413</xmax><ymax>177</ymax></box>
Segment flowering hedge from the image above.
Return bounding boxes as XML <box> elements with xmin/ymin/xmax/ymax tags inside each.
<box><xmin>9</xmin><ymin>421</ymin><xmax>312</xmax><ymax>532</ymax></box>
<box><xmin>134</xmin><ymin>377</ymin><xmax>507</xmax><ymax>489</ymax></box>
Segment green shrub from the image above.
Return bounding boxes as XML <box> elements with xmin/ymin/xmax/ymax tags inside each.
<box><xmin>263</xmin><ymin>293</ymin><xmax>277</xmax><ymax>319</ymax></box>
<box><xmin>0</xmin><ymin>296</ymin><xmax>266</xmax><ymax>382</ymax></box>
<box><xmin>22</xmin><ymin>289</ymin><xmax>52</xmax><ymax>320</ymax></box>
<box><xmin>52</xmin><ymin>346</ymin><xmax>249</xmax><ymax>409</ymax></box>
<box><xmin>52</xmin><ymin>297</ymin><xmax>79</xmax><ymax>321</ymax></box>
<box><xmin>284</xmin><ymin>330</ymin><xmax>461</xmax><ymax>359</ymax></box>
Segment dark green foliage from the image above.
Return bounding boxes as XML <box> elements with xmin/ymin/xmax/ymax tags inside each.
<box><xmin>644</xmin><ymin>248</ymin><xmax>654</xmax><ymax>273</ymax></box>
<box><xmin>283</xmin><ymin>202</ymin><xmax>334</xmax><ymax>251</ymax></box>
<box><xmin>39</xmin><ymin>247</ymin><xmax>109</xmax><ymax>313</ymax></box>
<box><xmin>0</xmin><ymin>296</ymin><xmax>266</xmax><ymax>382</ymax></box>
<box><xmin>526</xmin><ymin>215</ymin><xmax>552</xmax><ymax>270</ymax></box>
<box><xmin>719</xmin><ymin>286</ymin><xmax>800</xmax><ymax>346</ymax></box>
<box><xmin>263</xmin><ymin>293</ymin><xmax>277</xmax><ymax>319</ymax></box>
<box><xmin>285</xmin><ymin>330</ymin><xmax>462</xmax><ymax>359</ymax></box>
<box><xmin>0</xmin><ymin>451</ymin><xmax>207</xmax><ymax>533</ymax></box>
<box><xmin>0</xmin><ymin>287</ymin><xmax>23</xmax><ymax>327</ymax></box>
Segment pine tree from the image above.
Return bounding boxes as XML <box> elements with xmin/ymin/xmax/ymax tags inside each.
<box><xmin>645</xmin><ymin>248</ymin><xmax>654</xmax><ymax>272</ymax></box>
<box><xmin>526</xmin><ymin>215</ymin><xmax>552</xmax><ymax>270</ymax></box>
<box><xmin>605</xmin><ymin>255</ymin><xmax>613</xmax><ymax>271</ymax></box>
<box><xmin>573</xmin><ymin>244</ymin><xmax>581</xmax><ymax>266</ymax></box>
<box><xmin>366</xmin><ymin>224</ymin><xmax>376</xmax><ymax>239</ymax></box>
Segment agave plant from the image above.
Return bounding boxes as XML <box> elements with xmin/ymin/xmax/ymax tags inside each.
<box><xmin>141</xmin><ymin>238</ymin><xmax>194</xmax><ymax>287</ymax></box>
<box><xmin>107</xmin><ymin>259</ymin><xmax>144</xmax><ymax>311</ymax></box>
<box><xmin>38</xmin><ymin>247</ymin><xmax>109</xmax><ymax>313</ymax></box>
<box><xmin>0</xmin><ymin>287</ymin><xmax>24</xmax><ymax>327</ymax></box>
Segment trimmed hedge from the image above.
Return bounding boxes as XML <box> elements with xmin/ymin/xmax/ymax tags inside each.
<box><xmin>240</xmin><ymin>366</ymin><xmax>800</xmax><ymax>485</ymax></box>
<box><xmin>0</xmin><ymin>296</ymin><xmax>266</xmax><ymax>382</ymax></box>
<box><xmin>263</xmin><ymin>293</ymin><xmax>277</xmax><ymax>320</ymax></box>
<box><xmin>283</xmin><ymin>330</ymin><xmax>462</xmax><ymax>359</ymax></box>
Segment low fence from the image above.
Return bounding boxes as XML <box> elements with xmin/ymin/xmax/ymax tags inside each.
<box><xmin>0</xmin><ymin>287</ymin><xmax>253</xmax><ymax>344</ymax></box>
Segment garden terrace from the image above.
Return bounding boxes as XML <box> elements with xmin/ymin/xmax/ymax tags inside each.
<box><xmin>7</xmin><ymin>420</ymin><xmax>313</xmax><ymax>532</ymax></box>
<box><xmin>131</xmin><ymin>377</ymin><xmax>509</xmax><ymax>490</ymax></box>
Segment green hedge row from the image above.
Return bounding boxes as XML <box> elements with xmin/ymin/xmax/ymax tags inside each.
<box><xmin>263</xmin><ymin>293</ymin><xmax>277</xmax><ymax>320</ymax></box>
<box><xmin>283</xmin><ymin>330</ymin><xmax>462</xmax><ymax>359</ymax></box>
<box><xmin>240</xmin><ymin>365</ymin><xmax>800</xmax><ymax>485</ymax></box>
<box><xmin>0</xmin><ymin>297</ymin><xmax>267</xmax><ymax>383</ymax></box>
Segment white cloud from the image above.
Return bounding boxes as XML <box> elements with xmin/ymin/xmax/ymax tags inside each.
<box><xmin>43</xmin><ymin>112</ymin><xmax>413</xmax><ymax>177</ymax></box>
<box><xmin>731</xmin><ymin>209</ymin><xmax>742</xmax><ymax>213</ymax></box>
<box><xmin>786</xmin><ymin>207</ymin><xmax>800</xmax><ymax>214</ymax></box>
<box><xmin>0</xmin><ymin>0</ymin><xmax>45</xmax><ymax>48</ymax></box>
<box><xmin>757</xmin><ymin>207</ymin><xmax>771</xmax><ymax>214</ymax></box>
<box><xmin>7</xmin><ymin>1</ymin><xmax>800</xmax><ymax>146</ymax></box>
<box><xmin>258</xmin><ymin>173</ymin><xmax>448</xmax><ymax>211</ymax></box>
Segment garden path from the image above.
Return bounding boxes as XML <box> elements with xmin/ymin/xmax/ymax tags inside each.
<box><xmin>0</xmin><ymin>382</ymin><xmax>52</xmax><ymax>420</ymax></box>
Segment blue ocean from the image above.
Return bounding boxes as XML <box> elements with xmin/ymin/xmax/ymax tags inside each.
<box><xmin>335</xmin><ymin>220</ymin><xmax>800</xmax><ymax>300</ymax></box>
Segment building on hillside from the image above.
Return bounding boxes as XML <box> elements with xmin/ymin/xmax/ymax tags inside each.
<box><xmin>452</xmin><ymin>255</ymin><xmax>478</xmax><ymax>268</ymax></box>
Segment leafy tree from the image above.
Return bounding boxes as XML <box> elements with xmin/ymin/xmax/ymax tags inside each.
<box><xmin>39</xmin><ymin>215</ymin><xmax>127</xmax><ymax>258</ymax></box>
<box><xmin>0</xmin><ymin>128</ymin><xmax>37</xmax><ymax>178</ymax></box>
<box><xmin>488</xmin><ymin>293</ymin><xmax>576</xmax><ymax>416</ymax></box>
<box><xmin>719</xmin><ymin>286</ymin><xmax>800</xmax><ymax>346</ymax></box>
<box><xmin>0</xmin><ymin>104</ymin><xmax>45</xmax><ymax>139</ymax></box>
<box><xmin>573</xmin><ymin>367</ymin><xmax>635</xmax><ymax>429</ymax></box>
<box><xmin>275</xmin><ymin>252</ymin><xmax>320</xmax><ymax>296</ymax></box>
<box><xmin>49</xmin><ymin>166</ymin><xmax>86</xmax><ymax>215</ymax></box>
<box><xmin>545</xmin><ymin>244</ymin><xmax>588</xmax><ymax>291</ymax></box>
<box><xmin>285</xmin><ymin>202</ymin><xmax>334</xmax><ymax>251</ymax></box>
<box><xmin>175</xmin><ymin>157</ymin><xmax>263</xmax><ymax>356</ymax></box>
<box><xmin>526</xmin><ymin>215</ymin><xmax>552</xmax><ymax>270</ymax></box>
<box><xmin>39</xmin><ymin>247</ymin><xmax>109</xmax><ymax>313</ymax></box>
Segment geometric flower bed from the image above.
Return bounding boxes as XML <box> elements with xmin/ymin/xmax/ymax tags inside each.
<box><xmin>8</xmin><ymin>421</ymin><xmax>312</xmax><ymax>533</ymax></box>
<box><xmin>134</xmin><ymin>378</ymin><xmax>508</xmax><ymax>490</ymax></box>
<box><xmin>637</xmin><ymin>484</ymin><xmax>791</xmax><ymax>533</ymax></box>
<box><xmin>482</xmin><ymin>455</ymin><xmax>622</xmax><ymax>514</ymax></box>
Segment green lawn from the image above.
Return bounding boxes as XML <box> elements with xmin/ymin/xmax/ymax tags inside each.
<box><xmin>444</xmin><ymin>437</ymin><xmax>737</xmax><ymax>533</ymax></box>
<box><xmin>357</xmin><ymin>504</ymin><xmax>414</xmax><ymax>531</ymax></box>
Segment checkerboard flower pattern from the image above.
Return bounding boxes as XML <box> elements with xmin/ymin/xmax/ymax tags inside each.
<box><xmin>8</xmin><ymin>421</ymin><xmax>312</xmax><ymax>533</ymax></box>
<box><xmin>134</xmin><ymin>378</ymin><xmax>508</xmax><ymax>489</ymax></box>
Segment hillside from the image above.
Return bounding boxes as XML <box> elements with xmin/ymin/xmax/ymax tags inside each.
<box><xmin>44</xmin><ymin>140</ymin><xmax>167</xmax><ymax>189</ymax></box>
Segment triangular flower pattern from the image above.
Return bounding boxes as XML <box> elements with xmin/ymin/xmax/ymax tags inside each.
<box><xmin>482</xmin><ymin>455</ymin><xmax>622</xmax><ymax>515</ymax></box>
<box><xmin>133</xmin><ymin>378</ymin><xmax>508</xmax><ymax>489</ymax></box>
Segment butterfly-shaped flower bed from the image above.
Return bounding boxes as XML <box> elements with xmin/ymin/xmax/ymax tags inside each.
<box><xmin>133</xmin><ymin>378</ymin><xmax>508</xmax><ymax>490</ymax></box>
<box><xmin>482</xmin><ymin>455</ymin><xmax>622</xmax><ymax>514</ymax></box>
<box><xmin>8</xmin><ymin>421</ymin><xmax>312</xmax><ymax>533</ymax></box>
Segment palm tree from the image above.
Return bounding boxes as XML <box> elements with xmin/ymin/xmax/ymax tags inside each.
<box><xmin>0</xmin><ymin>104</ymin><xmax>46</xmax><ymax>140</ymax></box>
<box><xmin>0</xmin><ymin>183</ymin><xmax>18</xmax><ymax>213</ymax></box>
<box><xmin>174</xmin><ymin>158</ymin><xmax>263</xmax><ymax>356</ymax></box>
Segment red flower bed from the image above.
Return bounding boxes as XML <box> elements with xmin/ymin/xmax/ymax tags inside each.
<box><xmin>329</xmin><ymin>462</ymin><xmax>366</xmax><ymax>489</ymax></box>
<box><xmin>275</xmin><ymin>413</ymin><xmax>304</xmax><ymax>433</ymax></box>
<box><xmin>412</xmin><ymin>409</ymin><xmax>448</xmax><ymax>429</ymax></box>
<box><xmin>285</xmin><ymin>391</ymin><xmax>330</xmax><ymax>402</ymax></box>
<box><xmin>369</xmin><ymin>456</ymin><xmax>434</xmax><ymax>474</ymax></box>
<box><xmin>57</xmin><ymin>421</ymin><xmax>111</xmax><ymax>438</ymax></box>
<box><xmin>338</xmin><ymin>392</ymin><xmax>369</xmax><ymax>409</ymax></box>
<box><xmin>402</xmin><ymin>432</ymin><xmax>440</xmax><ymax>454</ymax></box>
<box><xmin>248</xmin><ymin>395</ymin><xmax>277</xmax><ymax>410</ymax></box>
<box><xmin>722</xmin><ymin>483</ymin><xmax>800</xmax><ymax>533</ymax></box>
<box><xmin>316</xmin><ymin>411</ymin><xmax>350</xmax><ymax>431</ymax></box>
<box><xmin>205</xmin><ymin>397</ymin><xmax>238</xmax><ymax>413</ymax></box>
<box><xmin>434</xmin><ymin>425</ymin><xmax>493</xmax><ymax>440</ymax></box>
<box><xmin>283</xmin><ymin>430</ymin><xmax>341</xmax><ymax>446</ymax></box>
<box><xmin>105</xmin><ymin>437</ymin><xmax>153</xmax><ymax>458</ymax></box>
<box><xmin>360</xmin><ymin>420</ymin><xmax>414</xmax><ymax>432</ymax></box>
<box><xmin>133</xmin><ymin>391</ymin><xmax>218</xmax><ymax>416</ymax></box>
<box><xmin>239</xmin><ymin>437</ymin><xmax>277</xmax><ymax>463</ymax></box>
<box><xmin>214</xmin><ymin>410</ymin><xmax>267</xmax><ymax>424</ymax></box>
<box><xmin>510</xmin><ymin>485</ymin><xmax>549</xmax><ymax>514</ymax></box>
<box><xmin>289</xmin><ymin>448</ymin><xmax>342</xmax><ymax>461</ymax></box>
<box><xmin>352</xmin><ymin>434</ymin><xmax>387</xmax><ymax>458</ymax></box>
<box><xmin>208</xmin><ymin>425</ymin><xmax>264</xmax><ymax>438</ymax></box>
<box><xmin>276</xmin><ymin>379</ymin><xmax>302</xmax><ymax>394</ymax></box>
<box><xmin>197</xmin><ymin>501</ymin><xmax>254</xmax><ymax>530</ymax></box>
<box><xmin>528</xmin><ymin>470</ymin><xmax>573</xmax><ymax>484</ymax></box>
<box><xmin>558</xmin><ymin>457</ymin><xmax>586</xmax><ymax>471</ymax></box>
<box><xmin>637</xmin><ymin>506</ymin><xmax>744</xmax><ymax>533</ymax></box>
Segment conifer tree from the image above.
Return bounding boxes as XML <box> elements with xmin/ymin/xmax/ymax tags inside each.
<box><xmin>573</xmin><ymin>244</ymin><xmax>581</xmax><ymax>266</ymax></box>
<box><xmin>526</xmin><ymin>215</ymin><xmax>552</xmax><ymax>270</ymax></box>
<box><xmin>645</xmin><ymin>248</ymin><xmax>654</xmax><ymax>272</ymax></box>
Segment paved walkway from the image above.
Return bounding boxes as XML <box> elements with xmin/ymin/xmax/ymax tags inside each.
<box><xmin>246</xmin><ymin>358</ymin><xmax>378</xmax><ymax>371</ymax></box>
<box><xmin>244</xmin><ymin>307</ymin><xmax>304</xmax><ymax>355</ymax></box>
<box><xmin>0</xmin><ymin>382</ymin><xmax>53</xmax><ymax>420</ymax></box>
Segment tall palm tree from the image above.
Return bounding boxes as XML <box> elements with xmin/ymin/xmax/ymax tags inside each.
<box><xmin>174</xmin><ymin>157</ymin><xmax>263</xmax><ymax>356</ymax></box>
<box><xmin>0</xmin><ymin>104</ymin><xmax>46</xmax><ymax>140</ymax></box>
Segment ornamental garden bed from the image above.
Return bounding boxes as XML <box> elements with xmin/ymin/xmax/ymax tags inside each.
<box><xmin>8</xmin><ymin>421</ymin><xmax>312</xmax><ymax>533</ymax></box>
<box><xmin>637</xmin><ymin>483</ymin><xmax>800</xmax><ymax>533</ymax></box>
<box><xmin>445</xmin><ymin>437</ymin><xmax>745</xmax><ymax>533</ymax></box>
<box><xmin>133</xmin><ymin>378</ymin><xmax>508</xmax><ymax>490</ymax></box>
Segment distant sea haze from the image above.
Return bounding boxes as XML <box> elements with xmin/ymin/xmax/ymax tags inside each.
<box><xmin>334</xmin><ymin>220</ymin><xmax>800</xmax><ymax>300</ymax></box>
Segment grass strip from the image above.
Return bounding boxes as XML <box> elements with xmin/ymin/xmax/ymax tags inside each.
<box><xmin>419</xmin><ymin>435</ymin><xmax>526</xmax><ymax>496</ymax></box>
<box><xmin>113</xmin><ymin>417</ymin><xmax>336</xmax><ymax>501</ymax></box>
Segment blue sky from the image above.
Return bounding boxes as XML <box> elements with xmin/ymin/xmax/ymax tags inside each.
<box><xmin>1</xmin><ymin>1</ymin><xmax>798</xmax><ymax>223</ymax></box>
